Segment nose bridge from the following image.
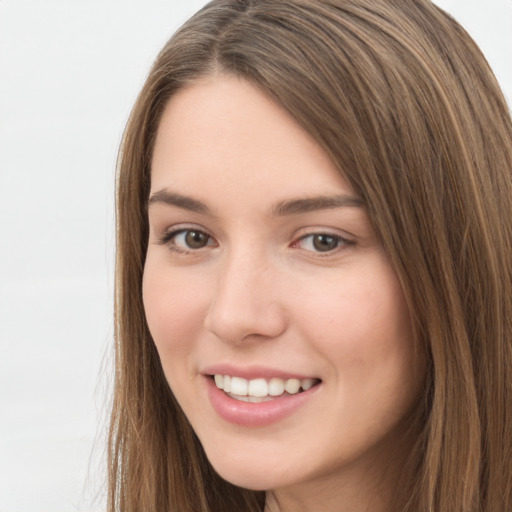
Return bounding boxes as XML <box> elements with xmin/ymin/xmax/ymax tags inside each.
<box><xmin>205</xmin><ymin>243</ymin><xmax>286</xmax><ymax>343</ymax></box>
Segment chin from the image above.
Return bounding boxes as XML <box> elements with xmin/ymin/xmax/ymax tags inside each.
<box><xmin>216</xmin><ymin>472</ymin><xmax>281</xmax><ymax>492</ymax></box>
<box><xmin>205</xmin><ymin>451</ymin><xmax>291</xmax><ymax>491</ymax></box>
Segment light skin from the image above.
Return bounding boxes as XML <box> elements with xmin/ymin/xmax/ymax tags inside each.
<box><xmin>143</xmin><ymin>74</ymin><xmax>425</xmax><ymax>512</ymax></box>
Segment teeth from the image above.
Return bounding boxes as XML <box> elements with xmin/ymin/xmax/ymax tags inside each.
<box><xmin>227</xmin><ymin>394</ymin><xmax>275</xmax><ymax>403</ymax></box>
<box><xmin>284</xmin><ymin>378</ymin><xmax>300</xmax><ymax>394</ymax></box>
<box><xmin>223</xmin><ymin>375</ymin><xmax>231</xmax><ymax>393</ymax></box>
<box><xmin>248</xmin><ymin>378</ymin><xmax>268</xmax><ymax>397</ymax></box>
<box><xmin>268</xmin><ymin>377</ymin><xmax>284</xmax><ymax>396</ymax></box>
<box><xmin>301</xmin><ymin>378</ymin><xmax>315</xmax><ymax>391</ymax></box>
<box><xmin>213</xmin><ymin>375</ymin><xmax>318</xmax><ymax>398</ymax></box>
<box><xmin>230</xmin><ymin>376</ymin><xmax>248</xmax><ymax>396</ymax></box>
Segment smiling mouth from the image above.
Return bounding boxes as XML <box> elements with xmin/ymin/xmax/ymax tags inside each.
<box><xmin>212</xmin><ymin>374</ymin><xmax>321</xmax><ymax>403</ymax></box>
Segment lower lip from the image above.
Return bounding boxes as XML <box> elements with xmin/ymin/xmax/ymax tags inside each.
<box><xmin>205</xmin><ymin>377</ymin><xmax>320</xmax><ymax>427</ymax></box>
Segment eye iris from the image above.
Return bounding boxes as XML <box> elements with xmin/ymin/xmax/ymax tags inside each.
<box><xmin>313</xmin><ymin>234</ymin><xmax>339</xmax><ymax>252</ymax></box>
<box><xmin>185</xmin><ymin>230</ymin><xmax>209</xmax><ymax>249</ymax></box>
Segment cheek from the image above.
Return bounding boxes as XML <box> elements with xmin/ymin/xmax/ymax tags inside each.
<box><xmin>300</xmin><ymin>271</ymin><xmax>410</xmax><ymax>343</ymax></box>
<box><xmin>142</xmin><ymin>260</ymin><xmax>217</xmax><ymax>423</ymax></box>
<box><xmin>142</xmin><ymin>260</ymin><xmax>209</xmax><ymax>363</ymax></box>
<box><xmin>296</xmin><ymin>262</ymin><xmax>418</xmax><ymax>386</ymax></box>
<box><xmin>303</xmin><ymin>273</ymin><xmax>423</xmax><ymax>443</ymax></box>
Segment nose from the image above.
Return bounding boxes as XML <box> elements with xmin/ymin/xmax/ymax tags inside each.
<box><xmin>204</xmin><ymin>249</ymin><xmax>288</xmax><ymax>344</ymax></box>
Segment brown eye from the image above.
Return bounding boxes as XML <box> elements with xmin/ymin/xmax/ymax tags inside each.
<box><xmin>183</xmin><ymin>230</ymin><xmax>210</xmax><ymax>249</ymax></box>
<box><xmin>312</xmin><ymin>234</ymin><xmax>340</xmax><ymax>252</ymax></box>
<box><xmin>294</xmin><ymin>233</ymin><xmax>349</xmax><ymax>254</ymax></box>
<box><xmin>160</xmin><ymin>228</ymin><xmax>215</xmax><ymax>252</ymax></box>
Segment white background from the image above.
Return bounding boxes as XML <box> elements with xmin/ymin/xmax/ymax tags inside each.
<box><xmin>0</xmin><ymin>1</ymin><xmax>510</xmax><ymax>511</ymax></box>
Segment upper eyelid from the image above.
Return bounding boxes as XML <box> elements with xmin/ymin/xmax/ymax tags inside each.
<box><xmin>157</xmin><ymin>228</ymin><xmax>217</xmax><ymax>255</ymax></box>
<box><xmin>293</xmin><ymin>232</ymin><xmax>351</xmax><ymax>247</ymax></box>
<box><xmin>160</xmin><ymin>226</ymin><xmax>213</xmax><ymax>240</ymax></box>
<box><xmin>296</xmin><ymin>232</ymin><xmax>345</xmax><ymax>241</ymax></box>
<box><xmin>154</xmin><ymin>223</ymin><xmax>356</xmax><ymax>248</ymax></box>
<box><xmin>292</xmin><ymin>225</ymin><xmax>355</xmax><ymax>241</ymax></box>
<box><xmin>158</xmin><ymin>223</ymin><xmax>213</xmax><ymax>237</ymax></box>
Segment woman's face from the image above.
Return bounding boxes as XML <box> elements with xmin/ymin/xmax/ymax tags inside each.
<box><xmin>143</xmin><ymin>75</ymin><xmax>425</xmax><ymax>498</ymax></box>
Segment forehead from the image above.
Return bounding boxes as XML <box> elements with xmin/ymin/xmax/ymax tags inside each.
<box><xmin>150</xmin><ymin>74</ymin><xmax>352</xmax><ymax>201</ymax></box>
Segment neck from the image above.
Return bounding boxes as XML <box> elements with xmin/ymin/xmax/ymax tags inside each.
<box><xmin>264</xmin><ymin>471</ymin><xmax>392</xmax><ymax>512</ymax></box>
<box><xmin>263</xmin><ymin>423</ymin><xmax>418</xmax><ymax>512</ymax></box>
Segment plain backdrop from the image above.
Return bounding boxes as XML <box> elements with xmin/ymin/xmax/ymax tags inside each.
<box><xmin>0</xmin><ymin>1</ymin><xmax>510</xmax><ymax>511</ymax></box>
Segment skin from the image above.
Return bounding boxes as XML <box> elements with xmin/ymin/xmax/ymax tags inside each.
<box><xmin>143</xmin><ymin>74</ymin><xmax>425</xmax><ymax>512</ymax></box>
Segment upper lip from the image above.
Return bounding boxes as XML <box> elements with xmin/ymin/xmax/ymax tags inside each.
<box><xmin>201</xmin><ymin>364</ymin><xmax>319</xmax><ymax>381</ymax></box>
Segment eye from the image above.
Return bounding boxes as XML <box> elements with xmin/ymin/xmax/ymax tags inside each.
<box><xmin>294</xmin><ymin>233</ymin><xmax>349</xmax><ymax>253</ymax></box>
<box><xmin>160</xmin><ymin>228</ymin><xmax>216</xmax><ymax>252</ymax></box>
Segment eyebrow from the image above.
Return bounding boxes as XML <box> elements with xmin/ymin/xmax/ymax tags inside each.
<box><xmin>148</xmin><ymin>190</ymin><xmax>211</xmax><ymax>214</ymax></box>
<box><xmin>147</xmin><ymin>189</ymin><xmax>364</xmax><ymax>216</ymax></box>
<box><xmin>271</xmin><ymin>195</ymin><xmax>364</xmax><ymax>216</ymax></box>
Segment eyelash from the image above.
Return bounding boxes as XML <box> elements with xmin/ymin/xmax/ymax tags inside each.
<box><xmin>157</xmin><ymin>228</ymin><xmax>216</xmax><ymax>254</ymax></box>
<box><xmin>292</xmin><ymin>233</ymin><xmax>354</xmax><ymax>255</ymax></box>
<box><xmin>157</xmin><ymin>228</ymin><xmax>354</xmax><ymax>256</ymax></box>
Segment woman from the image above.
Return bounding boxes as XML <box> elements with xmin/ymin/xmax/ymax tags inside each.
<box><xmin>109</xmin><ymin>1</ymin><xmax>512</xmax><ymax>511</ymax></box>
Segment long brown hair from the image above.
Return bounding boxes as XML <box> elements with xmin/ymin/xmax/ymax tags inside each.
<box><xmin>109</xmin><ymin>1</ymin><xmax>512</xmax><ymax>510</ymax></box>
